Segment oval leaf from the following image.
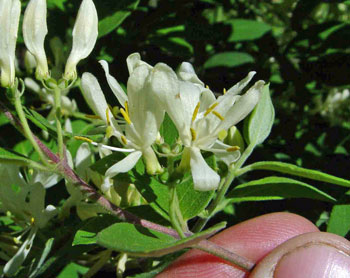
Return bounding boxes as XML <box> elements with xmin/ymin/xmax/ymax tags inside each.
<box><xmin>96</xmin><ymin>222</ymin><xmax>226</xmax><ymax>257</ymax></box>
<box><xmin>204</xmin><ymin>52</ymin><xmax>254</xmax><ymax>69</ymax></box>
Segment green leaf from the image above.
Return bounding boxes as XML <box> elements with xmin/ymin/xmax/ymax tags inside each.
<box><xmin>327</xmin><ymin>204</ymin><xmax>350</xmax><ymax>236</ymax></box>
<box><xmin>177</xmin><ymin>177</ymin><xmax>214</xmax><ymax>220</ymax></box>
<box><xmin>159</xmin><ymin>113</ymin><xmax>179</xmax><ymax>146</ymax></box>
<box><xmin>0</xmin><ymin>146</ymin><xmax>31</xmax><ymax>165</ymax></box>
<box><xmin>97</xmin><ymin>222</ymin><xmax>226</xmax><ymax>257</ymax></box>
<box><xmin>73</xmin><ymin>214</ymin><xmax>119</xmax><ymax>246</ymax></box>
<box><xmin>204</xmin><ymin>52</ymin><xmax>254</xmax><ymax>69</ymax></box>
<box><xmin>238</xmin><ymin>161</ymin><xmax>350</xmax><ymax>188</ymax></box>
<box><xmin>98</xmin><ymin>0</ymin><xmax>140</xmax><ymax>38</ymax></box>
<box><xmin>228</xmin><ymin>19</ymin><xmax>271</xmax><ymax>42</ymax></box>
<box><xmin>244</xmin><ymin>84</ymin><xmax>274</xmax><ymax>147</ymax></box>
<box><xmin>47</xmin><ymin>0</ymin><xmax>67</xmax><ymax>10</ymax></box>
<box><xmin>57</xmin><ymin>263</ymin><xmax>89</xmax><ymax>278</ymax></box>
<box><xmin>227</xmin><ymin>176</ymin><xmax>336</xmax><ymax>203</ymax></box>
<box><xmin>0</xmin><ymin>114</ymin><xmax>9</xmax><ymax>127</ymax></box>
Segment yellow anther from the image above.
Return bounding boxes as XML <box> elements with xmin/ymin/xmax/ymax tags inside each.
<box><xmin>121</xmin><ymin>135</ymin><xmax>128</xmax><ymax>145</ymax></box>
<box><xmin>85</xmin><ymin>114</ymin><xmax>102</xmax><ymax>120</ymax></box>
<box><xmin>190</xmin><ymin>128</ymin><xmax>197</xmax><ymax>141</ymax></box>
<box><xmin>74</xmin><ymin>136</ymin><xmax>93</xmax><ymax>144</ymax></box>
<box><xmin>218</xmin><ymin>129</ymin><xmax>228</xmax><ymax>141</ymax></box>
<box><xmin>192</xmin><ymin>102</ymin><xmax>201</xmax><ymax>122</ymax></box>
<box><xmin>205</xmin><ymin>85</ymin><xmax>210</xmax><ymax>89</ymax></box>
<box><xmin>227</xmin><ymin>146</ymin><xmax>240</xmax><ymax>152</ymax></box>
<box><xmin>223</xmin><ymin>88</ymin><xmax>227</xmax><ymax>94</ymax></box>
<box><xmin>120</xmin><ymin>108</ymin><xmax>132</xmax><ymax>125</ymax></box>
<box><xmin>204</xmin><ymin>102</ymin><xmax>219</xmax><ymax>116</ymax></box>
<box><xmin>106</xmin><ymin>108</ymin><xmax>111</xmax><ymax>125</ymax></box>
<box><xmin>124</xmin><ymin>101</ymin><xmax>129</xmax><ymax>115</ymax></box>
<box><xmin>30</xmin><ymin>217</ymin><xmax>35</xmax><ymax>225</ymax></box>
<box><xmin>212</xmin><ymin>110</ymin><xmax>225</xmax><ymax>121</ymax></box>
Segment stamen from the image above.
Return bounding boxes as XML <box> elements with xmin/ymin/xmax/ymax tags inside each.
<box><xmin>124</xmin><ymin>101</ymin><xmax>129</xmax><ymax>115</ymax></box>
<box><xmin>223</xmin><ymin>88</ymin><xmax>227</xmax><ymax>94</ymax></box>
<box><xmin>121</xmin><ymin>135</ymin><xmax>128</xmax><ymax>145</ymax></box>
<box><xmin>227</xmin><ymin>146</ymin><xmax>240</xmax><ymax>152</ymax></box>
<box><xmin>190</xmin><ymin>128</ymin><xmax>197</xmax><ymax>141</ymax></box>
<box><xmin>205</xmin><ymin>85</ymin><xmax>210</xmax><ymax>89</ymax></box>
<box><xmin>120</xmin><ymin>108</ymin><xmax>132</xmax><ymax>125</ymax></box>
<box><xmin>212</xmin><ymin>110</ymin><xmax>224</xmax><ymax>121</ymax></box>
<box><xmin>85</xmin><ymin>114</ymin><xmax>101</xmax><ymax>120</ymax></box>
<box><xmin>192</xmin><ymin>102</ymin><xmax>201</xmax><ymax>122</ymax></box>
<box><xmin>204</xmin><ymin>102</ymin><xmax>219</xmax><ymax>116</ymax></box>
<box><xmin>74</xmin><ymin>136</ymin><xmax>93</xmax><ymax>143</ymax></box>
<box><xmin>106</xmin><ymin>108</ymin><xmax>111</xmax><ymax>125</ymax></box>
<box><xmin>30</xmin><ymin>217</ymin><xmax>35</xmax><ymax>225</ymax></box>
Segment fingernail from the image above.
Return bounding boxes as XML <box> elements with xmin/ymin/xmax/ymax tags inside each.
<box><xmin>275</xmin><ymin>244</ymin><xmax>350</xmax><ymax>278</ymax></box>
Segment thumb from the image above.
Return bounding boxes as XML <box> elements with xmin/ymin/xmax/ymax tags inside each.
<box><xmin>250</xmin><ymin>232</ymin><xmax>350</xmax><ymax>278</ymax></box>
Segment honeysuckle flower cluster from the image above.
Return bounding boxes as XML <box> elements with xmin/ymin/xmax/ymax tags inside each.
<box><xmin>81</xmin><ymin>53</ymin><xmax>264</xmax><ymax>191</ymax></box>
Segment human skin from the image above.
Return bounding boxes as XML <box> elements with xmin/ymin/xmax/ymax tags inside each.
<box><xmin>157</xmin><ymin>212</ymin><xmax>350</xmax><ymax>278</ymax></box>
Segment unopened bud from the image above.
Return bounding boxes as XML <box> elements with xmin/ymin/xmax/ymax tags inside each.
<box><xmin>63</xmin><ymin>0</ymin><xmax>98</xmax><ymax>80</ymax></box>
<box><xmin>0</xmin><ymin>0</ymin><xmax>21</xmax><ymax>88</ymax></box>
<box><xmin>23</xmin><ymin>0</ymin><xmax>50</xmax><ymax>81</ymax></box>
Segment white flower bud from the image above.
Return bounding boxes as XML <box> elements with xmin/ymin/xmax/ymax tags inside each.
<box><xmin>64</xmin><ymin>0</ymin><xmax>98</xmax><ymax>80</ymax></box>
<box><xmin>23</xmin><ymin>0</ymin><xmax>50</xmax><ymax>80</ymax></box>
<box><xmin>0</xmin><ymin>0</ymin><xmax>21</xmax><ymax>87</ymax></box>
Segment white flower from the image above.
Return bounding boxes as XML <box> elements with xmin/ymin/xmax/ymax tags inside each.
<box><xmin>64</xmin><ymin>0</ymin><xmax>98</xmax><ymax>80</ymax></box>
<box><xmin>150</xmin><ymin>62</ymin><xmax>264</xmax><ymax>191</ymax></box>
<box><xmin>81</xmin><ymin>53</ymin><xmax>164</xmax><ymax>191</ymax></box>
<box><xmin>0</xmin><ymin>164</ymin><xmax>57</xmax><ymax>276</ymax></box>
<box><xmin>0</xmin><ymin>0</ymin><xmax>21</xmax><ymax>87</ymax></box>
<box><xmin>23</xmin><ymin>0</ymin><xmax>49</xmax><ymax>80</ymax></box>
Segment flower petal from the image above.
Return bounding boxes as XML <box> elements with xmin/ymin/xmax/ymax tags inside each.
<box><xmin>190</xmin><ymin>147</ymin><xmax>220</xmax><ymax>191</ymax></box>
<box><xmin>3</xmin><ymin>227</ymin><xmax>37</xmax><ymax>276</ymax></box>
<box><xmin>105</xmin><ymin>151</ymin><xmax>142</xmax><ymax>177</ymax></box>
<box><xmin>126</xmin><ymin>52</ymin><xmax>152</xmax><ymax>75</ymax></box>
<box><xmin>127</xmin><ymin>65</ymin><xmax>164</xmax><ymax>148</ymax></box>
<box><xmin>75</xmin><ymin>142</ymin><xmax>92</xmax><ymax>181</ymax></box>
<box><xmin>226</xmin><ymin>71</ymin><xmax>256</xmax><ymax>96</ymax></box>
<box><xmin>177</xmin><ymin>62</ymin><xmax>204</xmax><ymax>86</ymax></box>
<box><xmin>81</xmin><ymin>72</ymin><xmax>109</xmax><ymax>122</ymax></box>
<box><xmin>217</xmin><ymin>80</ymin><xmax>265</xmax><ymax>132</ymax></box>
<box><xmin>99</xmin><ymin>60</ymin><xmax>128</xmax><ymax>107</ymax></box>
<box><xmin>151</xmin><ymin>63</ymin><xmax>200</xmax><ymax>145</ymax></box>
<box><xmin>204</xmin><ymin>140</ymin><xmax>241</xmax><ymax>166</ymax></box>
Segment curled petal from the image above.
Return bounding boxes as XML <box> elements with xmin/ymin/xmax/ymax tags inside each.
<box><xmin>126</xmin><ymin>52</ymin><xmax>151</xmax><ymax>75</ymax></box>
<box><xmin>64</xmin><ymin>0</ymin><xmax>98</xmax><ymax>80</ymax></box>
<box><xmin>99</xmin><ymin>60</ymin><xmax>127</xmax><ymax>107</ymax></box>
<box><xmin>81</xmin><ymin>72</ymin><xmax>109</xmax><ymax>122</ymax></box>
<box><xmin>190</xmin><ymin>147</ymin><xmax>220</xmax><ymax>191</ymax></box>
<box><xmin>217</xmin><ymin>80</ymin><xmax>265</xmax><ymax>132</ymax></box>
<box><xmin>177</xmin><ymin>62</ymin><xmax>204</xmax><ymax>86</ymax></box>
<box><xmin>105</xmin><ymin>151</ymin><xmax>142</xmax><ymax>178</ymax></box>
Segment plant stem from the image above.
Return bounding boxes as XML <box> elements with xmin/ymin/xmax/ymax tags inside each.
<box><xmin>169</xmin><ymin>184</ymin><xmax>186</xmax><ymax>238</ymax></box>
<box><xmin>192</xmin><ymin>143</ymin><xmax>256</xmax><ymax>233</ymax></box>
<box><xmin>13</xmin><ymin>89</ymin><xmax>48</xmax><ymax>166</ymax></box>
<box><xmin>53</xmin><ymin>86</ymin><xmax>64</xmax><ymax>159</ymax></box>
